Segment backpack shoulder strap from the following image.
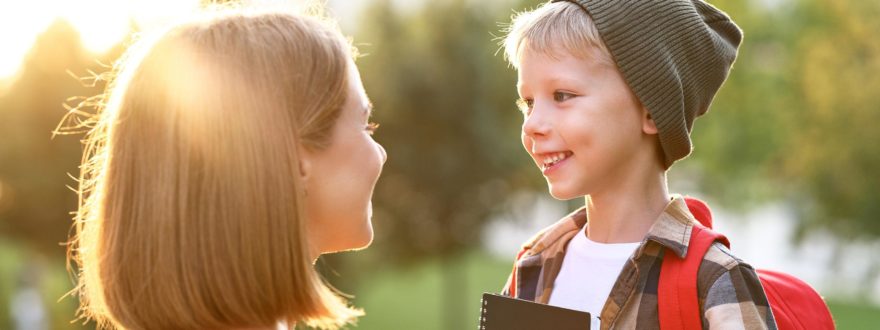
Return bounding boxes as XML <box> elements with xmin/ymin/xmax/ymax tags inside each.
<box><xmin>658</xmin><ymin>223</ymin><xmax>728</xmax><ymax>329</ymax></box>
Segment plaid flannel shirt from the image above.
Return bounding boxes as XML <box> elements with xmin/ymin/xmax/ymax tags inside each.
<box><xmin>501</xmin><ymin>196</ymin><xmax>777</xmax><ymax>329</ymax></box>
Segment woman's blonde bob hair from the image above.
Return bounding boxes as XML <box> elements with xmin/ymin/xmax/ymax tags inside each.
<box><xmin>66</xmin><ymin>6</ymin><xmax>361</xmax><ymax>330</ymax></box>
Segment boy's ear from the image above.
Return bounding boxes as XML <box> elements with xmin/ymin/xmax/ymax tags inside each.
<box><xmin>641</xmin><ymin>107</ymin><xmax>659</xmax><ymax>135</ymax></box>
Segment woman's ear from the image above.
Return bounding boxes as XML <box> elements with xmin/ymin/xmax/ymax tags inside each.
<box><xmin>298</xmin><ymin>147</ymin><xmax>313</xmax><ymax>181</ymax></box>
<box><xmin>642</xmin><ymin>107</ymin><xmax>659</xmax><ymax>135</ymax></box>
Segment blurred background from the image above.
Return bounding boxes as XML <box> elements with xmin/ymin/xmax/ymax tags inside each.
<box><xmin>0</xmin><ymin>0</ymin><xmax>878</xmax><ymax>329</ymax></box>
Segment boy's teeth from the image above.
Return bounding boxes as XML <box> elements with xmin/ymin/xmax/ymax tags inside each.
<box><xmin>541</xmin><ymin>152</ymin><xmax>569</xmax><ymax>168</ymax></box>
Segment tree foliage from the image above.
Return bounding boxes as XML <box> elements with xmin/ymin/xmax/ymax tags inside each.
<box><xmin>0</xmin><ymin>2</ymin><xmax>879</xmax><ymax>325</ymax></box>
<box><xmin>0</xmin><ymin>19</ymin><xmax>119</xmax><ymax>330</ymax></box>
<box><xmin>783</xmin><ymin>0</ymin><xmax>880</xmax><ymax>240</ymax></box>
<box><xmin>352</xmin><ymin>0</ymin><xmax>535</xmax><ymax>263</ymax></box>
<box><xmin>684</xmin><ymin>0</ymin><xmax>880</xmax><ymax>242</ymax></box>
<box><xmin>0</xmin><ymin>20</ymin><xmax>120</xmax><ymax>257</ymax></box>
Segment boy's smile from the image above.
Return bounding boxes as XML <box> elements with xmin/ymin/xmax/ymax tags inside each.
<box><xmin>517</xmin><ymin>49</ymin><xmax>652</xmax><ymax>200</ymax></box>
<box><xmin>537</xmin><ymin>150</ymin><xmax>573</xmax><ymax>174</ymax></box>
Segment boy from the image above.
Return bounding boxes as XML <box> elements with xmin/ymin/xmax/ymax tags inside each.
<box><xmin>499</xmin><ymin>1</ymin><xmax>776</xmax><ymax>329</ymax></box>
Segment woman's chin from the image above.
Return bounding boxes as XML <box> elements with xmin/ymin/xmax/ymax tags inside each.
<box><xmin>353</xmin><ymin>236</ymin><xmax>374</xmax><ymax>251</ymax></box>
<box><xmin>348</xmin><ymin>226</ymin><xmax>374</xmax><ymax>251</ymax></box>
<box><xmin>333</xmin><ymin>226</ymin><xmax>375</xmax><ymax>253</ymax></box>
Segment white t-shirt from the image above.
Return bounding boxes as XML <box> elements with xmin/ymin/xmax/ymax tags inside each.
<box><xmin>547</xmin><ymin>225</ymin><xmax>640</xmax><ymax>329</ymax></box>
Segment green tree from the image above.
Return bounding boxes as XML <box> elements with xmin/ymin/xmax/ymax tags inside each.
<box><xmin>686</xmin><ymin>0</ymin><xmax>880</xmax><ymax>243</ymax></box>
<box><xmin>676</xmin><ymin>0</ymin><xmax>801</xmax><ymax>207</ymax></box>
<box><xmin>344</xmin><ymin>0</ymin><xmax>537</xmax><ymax>327</ymax></box>
<box><xmin>784</xmin><ymin>0</ymin><xmax>880</xmax><ymax>242</ymax></box>
<box><xmin>0</xmin><ymin>19</ymin><xmax>117</xmax><ymax>330</ymax></box>
<box><xmin>0</xmin><ymin>19</ymin><xmax>96</xmax><ymax>259</ymax></box>
<box><xmin>684</xmin><ymin>0</ymin><xmax>880</xmax><ymax>298</ymax></box>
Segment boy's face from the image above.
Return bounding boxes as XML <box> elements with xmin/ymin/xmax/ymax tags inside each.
<box><xmin>517</xmin><ymin>49</ymin><xmax>651</xmax><ymax>200</ymax></box>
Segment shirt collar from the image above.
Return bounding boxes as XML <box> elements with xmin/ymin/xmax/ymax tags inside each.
<box><xmin>519</xmin><ymin>207</ymin><xmax>586</xmax><ymax>258</ymax></box>
<box><xmin>520</xmin><ymin>195</ymin><xmax>697</xmax><ymax>259</ymax></box>
<box><xmin>641</xmin><ymin>195</ymin><xmax>696</xmax><ymax>258</ymax></box>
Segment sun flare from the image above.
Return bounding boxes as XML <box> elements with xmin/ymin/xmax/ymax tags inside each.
<box><xmin>0</xmin><ymin>0</ymin><xmax>201</xmax><ymax>80</ymax></box>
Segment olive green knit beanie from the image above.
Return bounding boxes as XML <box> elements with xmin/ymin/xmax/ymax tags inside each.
<box><xmin>552</xmin><ymin>0</ymin><xmax>743</xmax><ymax>168</ymax></box>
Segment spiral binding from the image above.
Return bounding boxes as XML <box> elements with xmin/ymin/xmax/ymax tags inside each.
<box><xmin>478</xmin><ymin>296</ymin><xmax>488</xmax><ymax>329</ymax></box>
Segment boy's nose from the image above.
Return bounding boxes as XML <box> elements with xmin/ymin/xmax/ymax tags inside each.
<box><xmin>522</xmin><ymin>107</ymin><xmax>550</xmax><ymax>138</ymax></box>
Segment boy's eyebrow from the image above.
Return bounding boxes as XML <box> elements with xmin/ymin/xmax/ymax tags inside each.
<box><xmin>546</xmin><ymin>76</ymin><xmax>584</xmax><ymax>86</ymax></box>
<box><xmin>517</xmin><ymin>76</ymin><xmax>584</xmax><ymax>94</ymax></box>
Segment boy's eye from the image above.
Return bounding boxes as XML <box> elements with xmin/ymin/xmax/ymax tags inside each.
<box><xmin>553</xmin><ymin>91</ymin><xmax>575</xmax><ymax>103</ymax></box>
<box><xmin>516</xmin><ymin>98</ymin><xmax>534</xmax><ymax>115</ymax></box>
<box><xmin>365</xmin><ymin>122</ymin><xmax>380</xmax><ymax>135</ymax></box>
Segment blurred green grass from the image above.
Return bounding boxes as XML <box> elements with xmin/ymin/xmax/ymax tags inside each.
<box><xmin>2</xmin><ymin>243</ymin><xmax>878</xmax><ymax>329</ymax></box>
<box><xmin>827</xmin><ymin>300</ymin><xmax>880</xmax><ymax>330</ymax></box>
<box><xmin>0</xmin><ymin>240</ymin><xmax>90</xmax><ymax>330</ymax></box>
<box><xmin>347</xmin><ymin>250</ymin><xmax>880</xmax><ymax>330</ymax></box>
<box><xmin>347</xmin><ymin>251</ymin><xmax>511</xmax><ymax>330</ymax></box>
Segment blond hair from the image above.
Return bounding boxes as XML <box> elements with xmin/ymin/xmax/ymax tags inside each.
<box><xmin>503</xmin><ymin>1</ymin><xmax>613</xmax><ymax>68</ymax></box>
<box><xmin>65</xmin><ymin>7</ymin><xmax>361</xmax><ymax>330</ymax></box>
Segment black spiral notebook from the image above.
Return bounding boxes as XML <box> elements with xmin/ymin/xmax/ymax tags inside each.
<box><xmin>479</xmin><ymin>293</ymin><xmax>591</xmax><ymax>330</ymax></box>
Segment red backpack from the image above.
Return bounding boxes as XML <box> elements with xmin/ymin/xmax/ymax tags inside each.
<box><xmin>659</xmin><ymin>197</ymin><xmax>835</xmax><ymax>330</ymax></box>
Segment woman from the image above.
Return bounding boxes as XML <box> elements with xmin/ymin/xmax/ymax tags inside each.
<box><xmin>66</xmin><ymin>6</ymin><xmax>385</xmax><ymax>330</ymax></box>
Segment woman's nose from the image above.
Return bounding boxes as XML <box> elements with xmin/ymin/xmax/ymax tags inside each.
<box><xmin>376</xmin><ymin>142</ymin><xmax>387</xmax><ymax>165</ymax></box>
